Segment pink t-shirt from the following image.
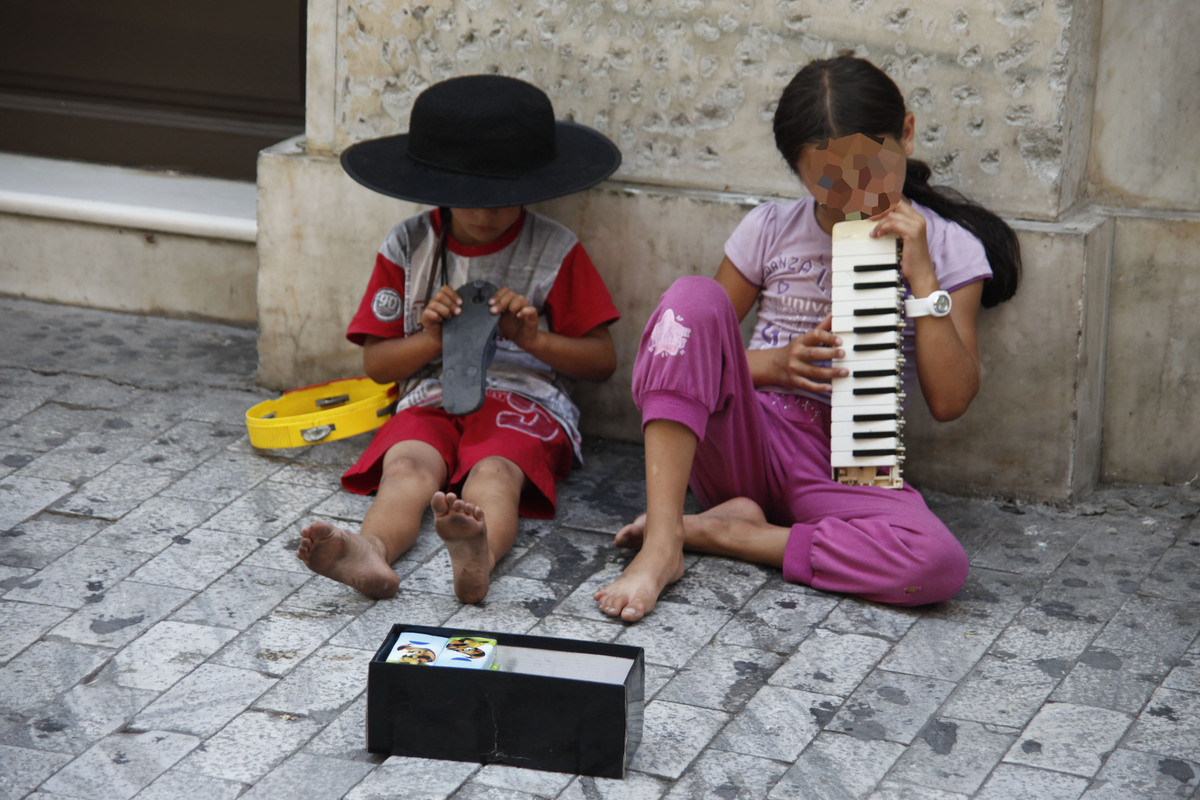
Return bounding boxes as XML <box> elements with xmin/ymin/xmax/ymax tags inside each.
<box><xmin>724</xmin><ymin>196</ymin><xmax>992</xmax><ymax>402</ymax></box>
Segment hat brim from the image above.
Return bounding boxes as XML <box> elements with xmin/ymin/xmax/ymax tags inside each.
<box><xmin>340</xmin><ymin>122</ymin><xmax>621</xmax><ymax>208</ymax></box>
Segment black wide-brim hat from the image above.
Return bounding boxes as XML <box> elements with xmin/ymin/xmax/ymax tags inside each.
<box><xmin>340</xmin><ymin>74</ymin><xmax>622</xmax><ymax>208</ymax></box>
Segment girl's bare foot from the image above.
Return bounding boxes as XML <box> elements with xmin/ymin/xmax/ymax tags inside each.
<box><xmin>432</xmin><ymin>491</ymin><xmax>493</xmax><ymax>604</ymax></box>
<box><xmin>296</xmin><ymin>520</ymin><xmax>399</xmax><ymax>599</ymax></box>
<box><xmin>595</xmin><ymin>519</ymin><xmax>687</xmax><ymax>623</ymax></box>
<box><xmin>615</xmin><ymin>497</ymin><xmax>769</xmax><ymax>551</ymax></box>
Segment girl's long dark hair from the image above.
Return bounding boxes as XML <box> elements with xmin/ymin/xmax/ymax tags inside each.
<box><xmin>773</xmin><ymin>55</ymin><xmax>1020</xmax><ymax>307</ymax></box>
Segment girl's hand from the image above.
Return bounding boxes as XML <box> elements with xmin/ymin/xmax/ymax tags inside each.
<box><xmin>420</xmin><ymin>285</ymin><xmax>462</xmax><ymax>343</ymax></box>
<box><xmin>490</xmin><ymin>286</ymin><xmax>539</xmax><ymax>350</ymax></box>
<box><xmin>870</xmin><ymin>199</ymin><xmax>938</xmax><ymax>295</ymax></box>
<box><xmin>768</xmin><ymin>313</ymin><xmax>848</xmax><ymax>393</ymax></box>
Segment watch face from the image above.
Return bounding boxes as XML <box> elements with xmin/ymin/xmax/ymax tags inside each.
<box><xmin>932</xmin><ymin>292</ymin><xmax>952</xmax><ymax>315</ymax></box>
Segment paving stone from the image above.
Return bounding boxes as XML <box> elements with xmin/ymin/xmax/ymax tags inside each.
<box><xmin>0</xmin><ymin>513</ymin><xmax>107</xmax><ymax>570</ymax></box>
<box><xmin>0</xmin><ymin>744</ymin><xmax>72</xmax><ymax>800</ymax></box>
<box><xmin>4</xmin><ymin>680</ymin><xmax>156</xmax><ymax>755</ymax></box>
<box><xmin>133</xmin><ymin>769</ymin><xmax>246</xmax><ymax>800</ymax></box>
<box><xmin>131</xmin><ymin>664</ymin><xmax>277</xmax><ymax>738</ymax></box>
<box><xmin>209</xmin><ymin>606</ymin><xmax>355</xmax><ymax>677</ymax></box>
<box><xmin>0</xmin><ymin>404</ymin><xmax>93</xmax><ymax>456</ymax></box>
<box><xmin>967</xmin><ymin>509</ymin><xmax>1083</xmax><ymax>576</ymax></box>
<box><xmin>48</xmin><ymin>579</ymin><xmax>192</xmax><ymax>649</ymax></box>
<box><xmin>90</xmin><ymin>496</ymin><xmax>223</xmax><ymax>554</ymax></box>
<box><xmin>657</xmin><ymin>556</ymin><xmax>772</xmax><ymax>613</ymax></box>
<box><xmin>284</xmin><ymin>569</ymin><xmax>383</xmax><ymax>617</ymax></box>
<box><xmin>157</xmin><ymin>450</ymin><xmax>280</xmax><ymax>505</ymax></box>
<box><xmin>1124</xmin><ymin>687</ymin><xmax>1200</xmax><ymax>763</ymax></box>
<box><xmin>0</xmin><ymin>475</ymin><xmax>74</xmax><ymax>529</ymax></box>
<box><xmin>472</xmin><ymin>763</ymin><xmax>576</xmax><ymax>796</ymax></box>
<box><xmin>820</xmin><ymin>599</ymin><xmax>922</xmax><ymax>641</ymax></box>
<box><xmin>107</xmin><ymin>620</ymin><xmax>238</xmax><ymax>692</ymax></box>
<box><xmin>445</xmin><ymin>783</ymin><xmax>542</xmax><ymax>800</ymax></box>
<box><xmin>0</xmin><ymin>599</ymin><xmax>72</xmax><ymax>663</ymax></box>
<box><xmin>255</xmin><ymin>645</ymin><xmax>370</xmax><ymax>722</ymax></box>
<box><xmin>176</xmin><ymin>709</ymin><xmax>324</xmax><ymax>784</ymax></box>
<box><xmin>924</xmin><ymin>568</ymin><xmax>1042</xmax><ymax>629</ymax></box>
<box><xmin>828</xmin><ymin>669</ymin><xmax>957</xmax><ymax>745</ymax></box>
<box><xmin>1004</xmin><ymin>701</ymin><xmax>1134</xmax><ymax>777</ymax></box>
<box><xmin>201</xmin><ymin>479</ymin><xmax>331</xmax><ymax>538</ymax></box>
<box><xmin>329</xmin><ymin>589</ymin><xmax>460</xmax><ymax>651</ymax></box>
<box><xmin>17</xmin><ymin>431</ymin><xmax>151</xmax><ymax>486</ymax></box>
<box><xmin>712</xmin><ymin>685</ymin><xmax>837</xmax><ymax>762</ymax></box>
<box><xmin>771</xmin><ymin>732</ymin><xmax>905</xmax><ymax>800</ymax></box>
<box><xmin>878</xmin><ymin>618</ymin><xmax>999</xmax><ymax>681</ymax></box>
<box><xmin>768</xmin><ymin>626</ymin><xmax>892</xmax><ymax>696</ymax></box>
<box><xmin>940</xmin><ymin>654</ymin><xmax>1063</xmax><ymax>729</ymax></box>
<box><xmin>630</xmin><ymin>700</ymin><xmax>730</xmax><ymax>779</ymax></box>
<box><xmin>0</xmin><ymin>444</ymin><xmax>39</xmax><ymax>480</ymax></box>
<box><xmin>1080</xmin><ymin>747</ymin><xmax>1200</xmax><ymax>800</ymax></box>
<box><xmin>39</xmin><ymin>729</ymin><xmax>200</xmax><ymax>800</ymax></box>
<box><xmin>973</xmin><ymin>762</ymin><xmax>1089</xmax><ymax>800</ymax></box>
<box><xmin>612</xmin><ymin>600</ymin><xmax>732</xmax><ymax>669</ymax></box>
<box><xmin>526</xmin><ymin>612</ymin><xmax>623</xmax><ymax>644</ymax></box>
<box><xmin>714</xmin><ymin>586</ymin><xmax>840</xmax><ymax>653</ymax></box>
<box><xmin>170</xmin><ymin>565</ymin><xmax>310</xmax><ymax>630</ymax></box>
<box><xmin>886</xmin><ymin>717</ymin><xmax>1019</xmax><ymax>796</ymax></box>
<box><xmin>50</xmin><ymin>464</ymin><xmax>176</xmax><ymax>520</ymax></box>
<box><xmin>0</xmin><ymin>639</ymin><xmax>112</xmax><ymax>715</ymax></box>
<box><xmin>235</xmin><ymin>752</ymin><xmax>375</xmax><ymax>800</ymax></box>
<box><xmin>309</xmin><ymin>488</ymin><xmax>374</xmax><ymax>523</ymax></box>
<box><xmin>2</xmin><ymin>543</ymin><xmax>148</xmax><ymax>609</ymax></box>
<box><xmin>1091</xmin><ymin>596</ymin><xmax>1200</xmax><ymax>661</ymax></box>
<box><xmin>656</xmin><ymin>643</ymin><xmax>785</xmax><ymax>713</ymax></box>
<box><xmin>663</xmin><ymin>749</ymin><xmax>789</xmax><ymax>799</ymax></box>
<box><xmin>300</xmin><ymin>695</ymin><xmax>376</xmax><ymax>763</ymax></box>
<box><xmin>120</xmin><ymin>420</ymin><xmax>244</xmax><ymax>473</ymax></box>
<box><xmin>1049</xmin><ymin>646</ymin><xmax>1172</xmax><ymax>714</ymax></box>
<box><xmin>508</xmin><ymin>528</ymin><xmax>614</xmax><ymax>587</ymax></box>
<box><xmin>989</xmin><ymin>605</ymin><xmax>1108</xmax><ymax>663</ymax></box>
<box><xmin>128</xmin><ymin>528</ymin><xmax>262</xmax><ymax>591</ymax></box>
<box><xmin>557</xmin><ymin>771</ymin><xmax>671</xmax><ymax>800</ymax></box>
<box><xmin>343</xmin><ymin>756</ymin><xmax>478</xmax><ymax>800</ymax></box>
<box><xmin>866</xmin><ymin>782</ymin><xmax>969</xmax><ymax>800</ymax></box>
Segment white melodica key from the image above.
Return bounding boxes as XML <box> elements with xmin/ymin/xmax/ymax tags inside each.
<box><xmin>829</xmin><ymin>219</ymin><xmax>904</xmax><ymax>489</ymax></box>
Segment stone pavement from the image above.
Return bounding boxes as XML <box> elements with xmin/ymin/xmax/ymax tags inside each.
<box><xmin>1</xmin><ymin>294</ymin><xmax>1198</xmax><ymax>800</ymax></box>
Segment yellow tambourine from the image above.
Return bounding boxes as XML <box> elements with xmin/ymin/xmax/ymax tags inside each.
<box><xmin>246</xmin><ymin>377</ymin><xmax>398</xmax><ymax>449</ymax></box>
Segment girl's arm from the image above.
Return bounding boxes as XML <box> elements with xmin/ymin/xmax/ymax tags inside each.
<box><xmin>490</xmin><ymin>286</ymin><xmax>618</xmax><ymax>382</ymax></box>
<box><xmin>870</xmin><ymin>200</ymin><xmax>982</xmax><ymax>421</ymax></box>
<box><xmin>715</xmin><ymin>257</ymin><xmax>848</xmax><ymax>394</ymax></box>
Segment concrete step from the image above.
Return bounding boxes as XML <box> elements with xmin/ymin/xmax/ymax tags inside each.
<box><xmin>0</xmin><ymin>152</ymin><xmax>258</xmax><ymax>324</ymax></box>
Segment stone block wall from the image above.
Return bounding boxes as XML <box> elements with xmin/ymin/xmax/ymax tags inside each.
<box><xmin>257</xmin><ymin>0</ymin><xmax>1199</xmax><ymax>498</ymax></box>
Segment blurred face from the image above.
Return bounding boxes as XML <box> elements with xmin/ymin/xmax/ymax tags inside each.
<box><xmin>797</xmin><ymin>133</ymin><xmax>907</xmax><ymax>220</ymax></box>
<box><xmin>449</xmin><ymin>206</ymin><xmax>522</xmax><ymax>246</ymax></box>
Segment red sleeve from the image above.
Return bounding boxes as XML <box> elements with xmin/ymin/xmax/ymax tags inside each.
<box><xmin>346</xmin><ymin>252</ymin><xmax>407</xmax><ymax>346</ymax></box>
<box><xmin>543</xmin><ymin>243</ymin><xmax>620</xmax><ymax>338</ymax></box>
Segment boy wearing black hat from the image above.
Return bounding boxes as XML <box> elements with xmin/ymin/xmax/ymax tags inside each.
<box><xmin>297</xmin><ymin>75</ymin><xmax>621</xmax><ymax>604</ymax></box>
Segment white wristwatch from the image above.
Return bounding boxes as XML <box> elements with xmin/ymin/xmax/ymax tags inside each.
<box><xmin>905</xmin><ymin>290</ymin><xmax>952</xmax><ymax>318</ymax></box>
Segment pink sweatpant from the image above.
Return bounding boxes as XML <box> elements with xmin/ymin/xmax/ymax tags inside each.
<box><xmin>633</xmin><ymin>276</ymin><xmax>969</xmax><ymax>606</ymax></box>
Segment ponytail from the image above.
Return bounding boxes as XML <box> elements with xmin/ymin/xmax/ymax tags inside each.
<box><xmin>901</xmin><ymin>160</ymin><xmax>1020</xmax><ymax>307</ymax></box>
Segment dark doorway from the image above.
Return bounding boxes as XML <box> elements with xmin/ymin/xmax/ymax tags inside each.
<box><xmin>0</xmin><ymin>1</ymin><xmax>305</xmax><ymax>181</ymax></box>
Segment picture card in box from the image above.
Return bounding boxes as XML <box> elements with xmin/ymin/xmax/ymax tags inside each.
<box><xmin>368</xmin><ymin>624</ymin><xmax>644</xmax><ymax>777</ymax></box>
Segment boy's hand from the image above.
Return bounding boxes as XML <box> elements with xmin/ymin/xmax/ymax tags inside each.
<box><xmin>489</xmin><ymin>287</ymin><xmax>539</xmax><ymax>350</ymax></box>
<box><xmin>420</xmin><ymin>285</ymin><xmax>463</xmax><ymax>343</ymax></box>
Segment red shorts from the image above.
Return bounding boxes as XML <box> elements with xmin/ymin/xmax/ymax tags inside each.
<box><xmin>341</xmin><ymin>390</ymin><xmax>573</xmax><ymax>519</ymax></box>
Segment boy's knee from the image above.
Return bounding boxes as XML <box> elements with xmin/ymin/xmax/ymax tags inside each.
<box><xmin>464</xmin><ymin>456</ymin><xmax>524</xmax><ymax>488</ymax></box>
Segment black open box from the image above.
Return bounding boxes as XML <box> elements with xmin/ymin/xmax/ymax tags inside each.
<box><xmin>367</xmin><ymin>623</ymin><xmax>645</xmax><ymax>778</ymax></box>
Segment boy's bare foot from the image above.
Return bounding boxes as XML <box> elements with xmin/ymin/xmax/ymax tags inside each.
<box><xmin>594</xmin><ymin>521</ymin><xmax>687</xmax><ymax>623</ymax></box>
<box><xmin>432</xmin><ymin>491</ymin><xmax>493</xmax><ymax>604</ymax></box>
<box><xmin>297</xmin><ymin>520</ymin><xmax>399</xmax><ymax>599</ymax></box>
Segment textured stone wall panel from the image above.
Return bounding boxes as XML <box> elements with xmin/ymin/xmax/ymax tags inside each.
<box><xmin>333</xmin><ymin>0</ymin><xmax>1091</xmax><ymax>219</ymax></box>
